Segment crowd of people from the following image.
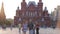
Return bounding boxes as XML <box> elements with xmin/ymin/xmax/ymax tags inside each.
<box><xmin>18</xmin><ymin>21</ymin><xmax>40</xmax><ymax>34</ymax></box>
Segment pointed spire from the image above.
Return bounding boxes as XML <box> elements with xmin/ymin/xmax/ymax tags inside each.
<box><xmin>2</xmin><ymin>2</ymin><xmax>4</xmax><ymax>8</ymax></box>
<box><xmin>1</xmin><ymin>2</ymin><xmax>5</xmax><ymax>17</ymax></box>
<box><xmin>1</xmin><ymin>2</ymin><xmax>4</xmax><ymax>13</ymax></box>
<box><xmin>1</xmin><ymin>2</ymin><xmax>4</xmax><ymax>12</ymax></box>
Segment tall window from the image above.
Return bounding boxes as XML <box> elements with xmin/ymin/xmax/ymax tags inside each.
<box><xmin>28</xmin><ymin>12</ymin><xmax>33</xmax><ymax>17</ymax></box>
<box><xmin>42</xmin><ymin>18</ymin><xmax>44</xmax><ymax>21</ymax></box>
<box><xmin>31</xmin><ymin>12</ymin><xmax>33</xmax><ymax>16</ymax></box>
<box><xmin>39</xmin><ymin>13</ymin><xmax>41</xmax><ymax>16</ymax></box>
<box><xmin>35</xmin><ymin>11</ymin><xmax>37</xmax><ymax>16</ymax></box>
<box><xmin>19</xmin><ymin>18</ymin><xmax>21</xmax><ymax>21</ymax></box>
<box><xmin>29</xmin><ymin>12</ymin><xmax>31</xmax><ymax>16</ymax></box>
<box><xmin>33</xmin><ymin>12</ymin><xmax>35</xmax><ymax>17</ymax></box>
<box><xmin>26</xmin><ymin>11</ymin><xmax>29</xmax><ymax>16</ymax></box>
<box><xmin>22</xmin><ymin>13</ymin><xmax>24</xmax><ymax>16</ymax></box>
<box><xmin>29</xmin><ymin>19</ymin><xmax>32</xmax><ymax>22</ymax></box>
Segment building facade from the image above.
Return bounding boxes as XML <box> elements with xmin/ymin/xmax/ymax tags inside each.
<box><xmin>51</xmin><ymin>8</ymin><xmax>57</xmax><ymax>28</ymax></box>
<box><xmin>55</xmin><ymin>6</ymin><xmax>60</xmax><ymax>28</ymax></box>
<box><xmin>51</xmin><ymin>6</ymin><xmax>60</xmax><ymax>28</ymax></box>
<box><xmin>14</xmin><ymin>0</ymin><xmax>51</xmax><ymax>27</ymax></box>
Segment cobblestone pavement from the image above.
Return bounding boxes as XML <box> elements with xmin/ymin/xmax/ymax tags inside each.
<box><xmin>0</xmin><ymin>28</ymin><xmax>60</xmax><ymax>34</ymax></box>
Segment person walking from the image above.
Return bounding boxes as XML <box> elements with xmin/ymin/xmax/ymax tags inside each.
<box><xmin>28</xmin><ymin>22</ymin><xmax>34</xmax><ymax>34</ymax></box>
<box><xmin>22</xmin><ymin>22</ymin><xmax>28</xmax><ymax>34</ymax></box>
<box><xmin>18</xmin><ymin>23</ymin><xmax>21</xmax><ymax>34</ymax></box>
<box><xmin>33</xmin><ymin>23</ymin><xmax>35</xmax><ymax>34</ymax></box>
<box><xmin>35</xmin><ymin>22</ymin><xmax>40</xmax><ymax>34</ymax></box>
<box><xmin>10</xmin><ymin>24</ymin><xmax>12</xmax><ymax>30</ymax></box>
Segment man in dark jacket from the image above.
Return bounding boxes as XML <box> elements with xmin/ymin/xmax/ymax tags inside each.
<box><xmin>28</xmin><ymin>22</ymin><xmax>34</xmax><ymax>34</ymax></box>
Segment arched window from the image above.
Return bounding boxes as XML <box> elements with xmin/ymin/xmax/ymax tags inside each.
<box><xmin>26</xmin><ymin>11</ymin><xmax>29</xmax><ymax>16</ymax></box>
<box><xmin>19</xmin><ymin>18</ymin><xmax>21</xmax><ymax>21</ymax></box>
<box><xmin>42</xmin><ymin>18</ymin><xmax>44</xmax><ymax>21</ymax></box>
<box><xmin>22</xmin><ymin>13</ymin><xmax>24</xmax><ymax>16</ymax></box>
<box><xmin>29</xmin><ymin>12</ymin><xmax>31</xmax><ymax>16</ymax></box>
<box><xmin>31</xmin><ymin>12</ymin><xmax>33</xmax><ymax>16</ymax></box>
<box><xmin>39</xmin><ymin>13</ymin><xmax>41</xmax><ymax>16</ymax></box>
<box><xmin>29</xmin><ymin>19</ymin><xmax>32</xmax><ymax>22</ymax></box>
<box><xmin>35</xmin><ymin>11</ymin><xmax>37</xmax><ymax>16</ymax></box>
<box><xmin>33</xmin><ymin>12</ymin><xmax>35</xmax><ymax>17</ymax></box>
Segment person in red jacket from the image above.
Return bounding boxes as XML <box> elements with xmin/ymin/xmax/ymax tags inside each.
<box><xmin>35</xmin><ymin>22</ymin><xmax>40</xmax><ymax>34</ymax></box>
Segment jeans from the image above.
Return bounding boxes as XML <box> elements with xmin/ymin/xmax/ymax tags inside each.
<box><xmin>29</xmin><ymin>29</ymin><xmax>34</xmax><ymax>34</ymax></box>
<box><xmin>36</xmin><ymin>28</ymin><xmax>39</xmax><ymax>34</ymax></box>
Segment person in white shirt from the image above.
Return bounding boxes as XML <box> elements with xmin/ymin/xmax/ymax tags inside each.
<box><xmin>18</xmin><ymin>23</ymin><xmax>21</xmax><ymax>34</ymax></box>
<box><xmin>22</xmin><ymin>21</ymin><xmax>28</xmax><ymax>34</ymax></box>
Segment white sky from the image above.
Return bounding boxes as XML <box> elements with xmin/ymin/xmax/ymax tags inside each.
<box><xmin>0</xmin><ymin>0</ymin><xmax>60</xmax><ymax>19</ymax></box>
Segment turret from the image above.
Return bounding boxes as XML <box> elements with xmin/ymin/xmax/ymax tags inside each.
<box><xmin>44</xmin><ymin>7</ymin><xmax>48</xmax><ymax>11</ymax></box>
<box><xmin>38</xmin><ymin>0</ymin><xmax>43</xmax><ymax>17</ymax></box>
<box><xmin>38</xmin><ymin>0</ymin><xmax>43</xmax><ymax>10</ymax></box>
<box><xmin>21</xmin><ymin>0</ymin><xmax>27</xmax><ymax>11</ymax></box>
<box><xmin>16</xmin><ymin>6</ymin><xmax>20</xmax><ymax>17</ymax></box>
<box><xmin>17</xmin><ymin>6</ymin><xmax>19</xmax><ymax>10</ymax></box>
<box><xmin>43</xmin><ymin>7</ymin><xmax>48</xmax><ymax>16</ymax></box>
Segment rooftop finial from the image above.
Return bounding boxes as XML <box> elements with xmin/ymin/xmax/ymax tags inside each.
<box><xmin>17</xmin><ymin>6</ymin><xmax>19</xmax><ymax>10</ymax></box>
<box><xmin>44</xmin><ymin>7</ymin><xmax>47</xmax><ymax>11</ymax></box>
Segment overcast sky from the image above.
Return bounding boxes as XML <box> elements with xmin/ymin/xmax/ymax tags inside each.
<box><xmin>0</xmin><ymin>0</ymin><xmax>60</xmax><ymax>19</ymax></box>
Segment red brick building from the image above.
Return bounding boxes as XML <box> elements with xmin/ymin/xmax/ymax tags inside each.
<box><xmin>14</xmin><ymin>0</ymin><xmax>51</xmax><ymax>27</ymax></box>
